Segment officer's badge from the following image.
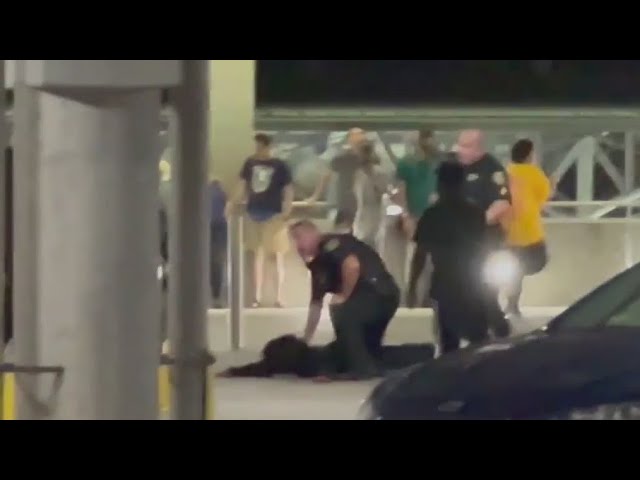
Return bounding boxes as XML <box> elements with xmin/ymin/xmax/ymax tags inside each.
<box><xmin>324</xmin><ymin>239</ymin><xmax>340</xmax><ymax>252</ymax></box>
<box><xmin>466</xmin><ymin>173</ymin><xmax>479</xmax><ymax>182</ymax></box>
<box><xmin>492</xmin><ymin>171</ymin><xmax>506</xmax><ymax>186</ymax></box>
<box><xmin>500</xmin><ymin>187</ymin><xmax>508</xmax><ymax>196</ymax></box>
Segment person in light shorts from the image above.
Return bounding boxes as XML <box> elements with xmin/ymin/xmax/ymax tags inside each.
<box><xmin>226</xmin><ymin>134</ymin><xmax>294</xmax><ymax>308</ymax></box>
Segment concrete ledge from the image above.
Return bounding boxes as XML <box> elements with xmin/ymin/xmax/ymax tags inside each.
<box><xmin>206</xmin><ymin>306</ymin><xmax>565</xmax><ymax>352</ymax></box>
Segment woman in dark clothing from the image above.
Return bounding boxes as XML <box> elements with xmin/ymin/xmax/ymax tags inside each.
<box><xmin>209</xmin><ymin>180</ymin><xmax>228</xmax><ymax>308</ymax></box>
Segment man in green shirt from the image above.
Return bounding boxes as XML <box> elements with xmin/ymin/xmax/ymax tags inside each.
<box><xmin>396</xmin><ymin>129</ymin><xmax>439</xmax><ymax>235</ymax></box>
<box><xmin>395</xmin><ymin>128</ymin><xmax>439</xmax><ymax>306</ymax></box>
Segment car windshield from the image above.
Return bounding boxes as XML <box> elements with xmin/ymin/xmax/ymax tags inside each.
<box><xmin>546</xmin><ymin>262</ymin><xmax>640</xmax><ymax>332</ymax></box>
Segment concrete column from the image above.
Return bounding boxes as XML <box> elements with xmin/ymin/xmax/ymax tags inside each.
<box><xmin>13</xmin><ymin>61</ymin><xmax>42</xmax><ymax>419</ymax></box>
<box><xmin>209</xmin><ymin>61</ymin><xmax>255</xmax><ymax>350</ymax></box>
<box><xmin>37</xmin><ymin>90</ymin><xmax>161</xmax><ymax>419</ymax></box>
<box><xmin>168</xmin><ymin>60</ymin><xmax>210</xmax><ymax>420</ymax></box>
<box><xmin>19</xmin><ymin>88</ymin><xmax>162</xmax><ymax>420</ymax></box>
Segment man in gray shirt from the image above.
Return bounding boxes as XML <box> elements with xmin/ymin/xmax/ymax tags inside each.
<box><xmin>307</xmin><ymin>128</ymin><xmax>368</xmax><ymax>231</ymax></box>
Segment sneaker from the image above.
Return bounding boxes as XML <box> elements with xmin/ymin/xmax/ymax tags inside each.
<box><xmin>505</xmin><ymin>306</ymin><xmax>523</xmax><ymax>320</ymax></box>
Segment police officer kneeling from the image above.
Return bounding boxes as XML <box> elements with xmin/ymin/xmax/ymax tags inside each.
<box><xmin>290</xmin><ymin>220</ymin><xmax>400</xmax><ymax>379</ymax></box>
<box><xmin>407</xmin><ymin>160</ymin><xmax>492</xmax><ymax>354</ymax></box>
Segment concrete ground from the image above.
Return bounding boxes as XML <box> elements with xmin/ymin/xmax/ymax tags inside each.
<box><xmin>210</xmin><ymin>307</ymin><xmax>563</xmax><ymax>420</ymax></box>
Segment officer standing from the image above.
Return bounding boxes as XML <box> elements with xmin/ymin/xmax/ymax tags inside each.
<box><xmin>407</xmin><ymin>161</ymin><xmax>492</xmax><ymax>353</ymax></box>
<box><xmin>290</xmin><ymin>220</ymin><xmax>400</xmax><ymax>379</ymax></box>
<box><xmin>454</xmin><ymin>130</ymin><xmax>512</xmax><ymax>337</ymax></box>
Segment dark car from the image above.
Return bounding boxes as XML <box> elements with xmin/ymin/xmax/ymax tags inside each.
<box><xmin>358</xmin><ymin>262</ymin><xmax>640</xmax><ymax>420</ymax></box>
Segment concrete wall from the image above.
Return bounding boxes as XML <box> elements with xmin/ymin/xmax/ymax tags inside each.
<box><xmin>521</xmin><ymin>223</ymin><xmax>639</xmax><ymax>306</ymax></box>
<box><xmin>238</xmin><ymin>221</ymin><xmax>639</xmax><ymax>308</ymax></box>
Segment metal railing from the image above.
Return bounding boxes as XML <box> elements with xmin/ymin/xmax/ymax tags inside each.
<box><xmin>1</xmin><ymin>354</ymin><xmax>214</xmax><ymax>420</ymax></box>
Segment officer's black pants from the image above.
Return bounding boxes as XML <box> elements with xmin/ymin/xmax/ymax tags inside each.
<box><xmin>210</xmin><ymin>223</ymin><xmax>227</xmax><ymax>302</ymax></box>
<box><xmin>485</xmin><ymin>286</ymin><xmax>512</xmax><ymax>338</ymax></box>
<box><xmin>329</xmin><ymin>283</ymin><xmax>400</xmax><ymax>378</ymax></box>
<box><xmin>436</xmin><ymin>298</ymin><xmax>490</xmax><ymax>354</ymax></box>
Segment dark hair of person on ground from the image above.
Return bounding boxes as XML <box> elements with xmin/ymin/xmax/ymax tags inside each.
<box><xmin>254</xmin><ymin>133</ymin><xmax>273</xmax><ymax>148</ymax></box>
<box><xmin>511</xmin><ymin>139</ymin><xmax>534</xmax><ymax>164</ymax></box>
<box><xmin>221</xmin><ymin>335</ymin><xmax>318</xmax><ymax>378</ymax></box>
<box><xmin>436</xmin><ymin>160</ymin><xmax>466</xmax><ymax>195</ymax></box>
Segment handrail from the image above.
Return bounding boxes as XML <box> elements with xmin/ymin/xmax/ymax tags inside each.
<box><xmin>546</xmin><ymin>200</ymin><xmax>640</xmax><ymax>207</ymax></box>
<box><xmin>543</xmin><ymin>218</ymin><xmax>640</xmax><ymax>224</ymax></box>
<box><xmin>0</xmin><ymin>363</ymin><xmax>64</xmax><ymax>375</ymax></box>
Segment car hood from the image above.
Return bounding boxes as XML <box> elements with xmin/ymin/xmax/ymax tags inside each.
<box><xmin>373</xmin><ymin>328</ymin><xmax>640</xmax><ymax>419</ymax></box>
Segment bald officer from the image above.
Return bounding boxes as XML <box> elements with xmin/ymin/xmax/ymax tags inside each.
<box><xmin>454</xmin><ymin>130</ymin><xmax>512</xmax><ymax>337</ymax></box>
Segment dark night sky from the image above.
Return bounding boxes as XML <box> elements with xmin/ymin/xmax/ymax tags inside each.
<box><xmin>256</xmin><ymin>60</ymin><xmax>640</xmax><ymax>106</ymax></box>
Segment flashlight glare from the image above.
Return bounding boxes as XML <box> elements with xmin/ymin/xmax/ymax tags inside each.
<box><xmin>484</xmin><ymin>251</ymin><xmax>520</xmax><ymax>287</ymax></box>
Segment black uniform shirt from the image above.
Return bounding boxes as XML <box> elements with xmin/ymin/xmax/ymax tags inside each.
<box><xmin>306</xmin><ymin>234</ymin><xmax>396</xmax><ymax>302</ymax></box>
<box><xmin>461</xmin><ymin>154</ymin><xmax>511</xmax><ymax>211</ymax></box>
<box><xmin>461</xmin><ymin>154</ymin><xmax>511</xmax><ymax>245</ymax></box>
<box><xmin>414</xmin><ymin>196</ymin><xmax>489</xmax><ymax>301</ymax></box>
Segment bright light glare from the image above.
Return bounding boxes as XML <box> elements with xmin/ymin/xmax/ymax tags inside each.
<box><xmin>157</xmin><ymin>265</ymin><xmax>164</xmax><ymax>281</ymax></box>
<box><xmin>483</xmin><ymin>251</ymin><xmax>520</xmax><ymax>287</ymax></box>
<box><xmin>386</xmin><ymin>204</ymin><xmax>403</xmax><ymax>216</ymax></box>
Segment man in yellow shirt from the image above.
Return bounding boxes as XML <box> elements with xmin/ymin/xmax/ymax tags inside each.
<box><xmin>502</xmin><ymin>139</ymin><xmax>552</xmax><ymax>317</ymax></box>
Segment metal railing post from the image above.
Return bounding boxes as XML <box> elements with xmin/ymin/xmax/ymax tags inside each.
<box><xmin>228</xmin><ymin>213</ymin><xmax>244</xmax><ymax>351</ymax></box>
<box><xmin>624</xmin><ymin>132</ymin><xmax>636</xmax><ymax>267</ymax></box>
<box><xmin>0</xmin><ymin>60</ymin><xmax>6</xmax><ymax>422</ymax></box>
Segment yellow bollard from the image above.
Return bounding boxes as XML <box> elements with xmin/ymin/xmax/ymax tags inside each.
<box><xmin>158</xmin><ymin>366</ymin><xmax>171</xmax><ymax>419</ymax></box>
<box><xmin>1</xmin><ymin>365</ymin><xmax>211</xmax><ymax>420</ymax></box>
<box><xmin>205</xmin><ymin>367</ymin><xmax>215</xmax><ymax>420</ymax></box>
<box><xmin>2</xmin><ymin>373</ymin><xmax>15</xmax><ymax>420</ymax></box>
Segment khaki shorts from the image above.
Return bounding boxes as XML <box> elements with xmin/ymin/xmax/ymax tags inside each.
<box><xmin>244</xmin><ymin>215</ymin><xmax>290</xmax><ymax>254</ymax></box>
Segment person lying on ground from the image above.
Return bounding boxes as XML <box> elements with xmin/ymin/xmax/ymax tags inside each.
<box><xmin>217</xmin><ymin>334</ymin><xmax>435</xmax><ymax>380</ymax></box>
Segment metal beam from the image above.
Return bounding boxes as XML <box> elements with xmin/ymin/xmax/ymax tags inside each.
<box><xmin>169</xmin><ymin>60</ymin><xmax>210</xmax><ymax>420</ymax></box>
